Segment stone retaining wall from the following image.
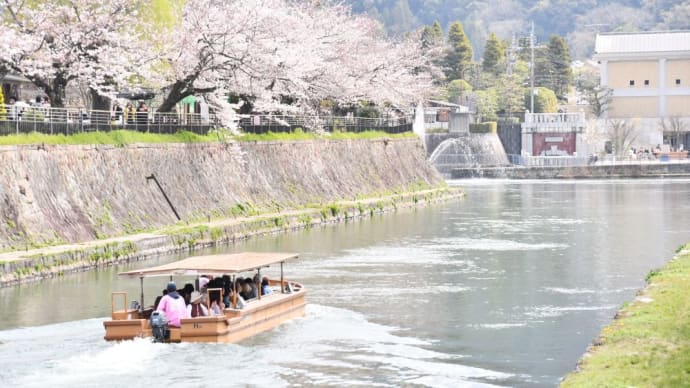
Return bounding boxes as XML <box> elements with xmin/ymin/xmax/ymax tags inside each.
<box><xmin>0</xmin><ymin>138</ymin><xmax>441</xmax><ymax>249</ymax></box>
<box><xmin>451</xmin><ymin>162</ymin><xmax>690</xmax><ymax>179</ymax></box>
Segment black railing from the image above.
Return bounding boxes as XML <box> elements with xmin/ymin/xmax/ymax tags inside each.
<box><xmin>0</xmin><ymin>104</ymin><xmax>413</xmax><ymax>136</ymax></box>
<box><xmin>0</xmin><ymin>104</ymin><xmax>215</xmax><ymax>136</ymax></box>
<box><xmin>238</xmin><ymin>115</ymin><xmax>412</xmax><ymax>134</ymax></box>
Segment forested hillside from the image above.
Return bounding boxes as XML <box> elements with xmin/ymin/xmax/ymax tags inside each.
<box><xmin>347</xmin><ymin>0</ymin><xmax>690</xmax><ymax>58</ymax></box>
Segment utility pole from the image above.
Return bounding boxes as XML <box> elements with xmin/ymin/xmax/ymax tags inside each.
<box><xmin>530</xmin><ymin>21</ymin><xmax>535</xmax><ymax>114</ymax></box>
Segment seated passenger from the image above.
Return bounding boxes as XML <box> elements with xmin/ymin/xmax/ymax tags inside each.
<box><xmin>181</xmin><ymin>283</ymin><xmax>195</xmax><ymax>305</ymax></box>
<box><xmin>241</xmin><ymin>279</ymin><xmax>258</xmax><ymax>300</ymax></box>
<box><xmin>153</xmin><ymin>289</ymin><xmax>167</xmax><ymax>310</ymax></box>
<box><xmin>261</xmin><ymin>277</ymin><xmax>272</xmax><ymax>295</ymax></box>
<box><xmin>209</xmin><ymin>292</ymin><xmax>224</xmax><ymax>316</ymax></box>
<box><xmin>156</xmin><ymin>282</ymin><xmax>188</xmax><ymax>327</ymax></box>
<box><xmin>187</xmin><ymin>291</ymin><xmax>208</xmax><ymax>318</ymax></box>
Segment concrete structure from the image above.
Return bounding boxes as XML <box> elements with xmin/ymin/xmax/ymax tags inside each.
<box><xmin>594</xmin><ymin>31</ymin><xmax>690</xmax><ymax>148</ymax></box>
<box><xmin>521</xmin><ymin>112</ymin><xmax>587</xmax><ymax>156</ymax></box>
<box><xmin>422</xmin><ymin>100</ymin><xmax>471</xmax><ymax>133</ymax></box>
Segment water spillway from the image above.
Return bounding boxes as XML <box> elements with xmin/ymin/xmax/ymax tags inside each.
<box><xmin>428</xmin><ymin>133</ymin><xmax>510</xmax><ymax>176</ymax></box>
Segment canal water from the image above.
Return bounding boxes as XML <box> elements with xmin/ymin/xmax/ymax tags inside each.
<box><xmin>2</xmin><ymin>179</ymin><xmax>690</xmax><ymax>387</ymax></box>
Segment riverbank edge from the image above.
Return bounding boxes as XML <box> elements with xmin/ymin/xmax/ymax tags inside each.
<box><xmin>450</xmin><ymin>162</ymin><xmax>690</xmax><ymax>179</ymax></box>
<box><xmin>560</xmin><ymin>243</ymin><xmax>690</xmax><ymax>387</ymax></box>
<box><xmin>0</xmin><ymin>187</ymin><xmax>463</xmax><ymax>288</ymax></box>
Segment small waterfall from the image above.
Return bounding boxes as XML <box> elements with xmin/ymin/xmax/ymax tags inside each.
<box><xmin>428</xmin><ymin>133</ymin><xmax>510</xmax><ymax>177</ymax></box>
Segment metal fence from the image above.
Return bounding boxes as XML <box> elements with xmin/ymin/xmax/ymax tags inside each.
<box><xmin>0</xmin><ymin>104</ymin><xmax>413</xmax><ymax>136</ymax></box>
<box><xmin>508</xmin><ymin>154</ymin><xmax>591</xmax><ymax>167</ymax></box>
<box><xmin>0</xmin><ymin>104</ymin><xmax>215</xmax><ymax>136</ymax></box>
<box><xmin>238</xmin><ymin>114</ymin><xmax>412</xmax><ymax>134</ymax></box>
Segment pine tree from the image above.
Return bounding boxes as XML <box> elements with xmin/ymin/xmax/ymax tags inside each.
<box><xmin>545</xmin><ymin>35</ymin><xmax>573</xmax><ymax>99</ymax></box>
<box><xmin>482</xmin><ymin>32</ymin><xmax>505</xmax><ymax>75</ymax></box>
<box><xmin>421</xmin><ymin>20</ymin><xmax>443</xmax><ymax>48</ymax></box>
<box><xmin>445</xmin><ymin>21</ymin><xmax>473</xmax><ymax>81</ymax></box>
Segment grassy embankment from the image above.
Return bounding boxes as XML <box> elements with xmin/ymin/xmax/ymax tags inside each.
<box><xmin>561</xmin><ymin>243</ymin><xmax>690</xmax><ymax>387</ymax></box>
<box><xmin>0</xmin><ymin>129</ymin><xmax>415</xmax><ymax>146</ymax></box>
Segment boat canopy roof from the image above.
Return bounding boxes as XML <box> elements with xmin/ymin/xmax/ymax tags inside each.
<box><xmin>119</xmin><ymin>252</ymin><xmax>298</xmax><ymax>278</ymax></box>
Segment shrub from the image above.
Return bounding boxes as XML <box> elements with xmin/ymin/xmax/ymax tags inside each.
<box><xmin>469</xmin><ymin>121</ymin><xmax>497</xmax><ymax>133</ymax></box>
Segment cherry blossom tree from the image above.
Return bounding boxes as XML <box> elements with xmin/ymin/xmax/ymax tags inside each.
<box><xmin>0</xmin><ymin>0</ymin><xmax>151</xmax><ymax>107</ymax></box>
<box><xmin>152</xmin><ymin>0</ymin><xmax>436</xmax><ymax>118</ymax></box>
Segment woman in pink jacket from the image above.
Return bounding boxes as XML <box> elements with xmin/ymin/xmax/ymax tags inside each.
<box><xmin>156</xmin><ymin>282</ymin><xmax>188</xmax><ymax>327</ymax></box>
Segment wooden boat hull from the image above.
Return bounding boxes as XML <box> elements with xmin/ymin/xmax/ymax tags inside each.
<box><xmin>104</xmin><ymin>286</ymin><xmax>305</xmax><ymax>343</ymax></box>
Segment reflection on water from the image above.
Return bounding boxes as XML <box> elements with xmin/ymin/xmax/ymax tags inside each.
<box><xmin>2</xmin><ymin>179</ymin><xmax>690</xmax><ymax>387</ymax></box>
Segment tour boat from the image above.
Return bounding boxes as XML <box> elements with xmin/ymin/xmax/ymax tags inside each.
<box><xmin>103</xmin><ymin>252</ymin><xmax>306</xmax><ymax>343</ymax></box>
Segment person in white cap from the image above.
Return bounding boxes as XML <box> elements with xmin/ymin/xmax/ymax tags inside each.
<box><xmin>187</xmin><ymin>291</ymin><xmax>208</xmax><ymax>317</ymax></box>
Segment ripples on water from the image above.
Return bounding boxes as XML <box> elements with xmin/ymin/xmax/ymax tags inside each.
<box><xmin>0</xmin><ymin>306</ymin><xmax>510</xmax><ymax>388</ymax></box>
<box><xmin>2</xmin><ymin>179</ymin><xmax>690</xmax><ymax>387</ymax></box>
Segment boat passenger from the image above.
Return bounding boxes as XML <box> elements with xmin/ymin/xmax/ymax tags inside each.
<box><xmin>181</xmin><ymin>283</ymin><xmax>195</xmax><ymax>305</ymax></box>
<box><xmin>261</xmin><ymin>277</ymin><xmax>272</xmax><ymax>295</ymax></box>
<box><xmin>209</xmin><ymin>291</ymin><xmax>224</xmax><ymax>316</ymax></box>
<box><xmin>153</xmin><ymin>289</ymin><xmax>167</xmax><ymax>310</ymax></box>
<box><xmin>241</xmin><ymin>278</ymin><xmax>257</xmax><ymax>300</ymax></box>
<box><xmin>198</xmin><ymin>275</ymin><xmax>211</xmax><ymax>291</ymax></box>
<box><xmin>187</xmin><ymin>291</ymin><xmax>208</xmax><ymax>318</ymax></box>
<box><xmin>156</xmin><ymin>282</ymin><xmax>189</xmax><ymax>327</ymax></box>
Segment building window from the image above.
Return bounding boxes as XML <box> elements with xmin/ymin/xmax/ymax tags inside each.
<box><xmin>644</xmin><ymin>80</ymin><xmax>650</xmax><ymax>87</ymax></box>
<box><xmin>629</xmin><ymin>80</ymin><xmax>635</xmax><ymax>87</ymax></box>
<box><xmin>676</xmin><ymin>79</ymin><xmax>681</xmax><ymax>86</ymax></box>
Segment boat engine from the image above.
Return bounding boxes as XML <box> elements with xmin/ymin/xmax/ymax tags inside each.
<box><xmin>150</xmin><ymin>311</ymin><xmax>169</xmax><ymax>342</ymax></box>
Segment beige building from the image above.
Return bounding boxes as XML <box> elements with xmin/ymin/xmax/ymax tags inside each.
<box><xmin>594</xmin><ymin>31</ymin><xmax>690</xmax><ymax>148</ymax></box>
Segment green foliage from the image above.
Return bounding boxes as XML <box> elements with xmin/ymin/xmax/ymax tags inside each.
<box><xmin>444</xmin><ymin>21</ymin><xmax>473</xmax><ymax>80</ymax></box>
<box><xmin>525</xmin><ymin>87</ymin><xmax>558</xmax><ymax>113</ymax></box>
<box><xmin>482</xmin><ymin>32</ymin><xmax>505</xmax><ymax>75</ymax></box>
<box><xmin>469</xmin><ymin>122</ymin><xmax>497</xmax><ymax>134</ymax></box>
<box><xmin>475</xmin><ymin>88</ymin><xmax>499</xmax><ymax>122</ymax></box>
<box><xmin>0</xmin><ymin>129</ymin><xmax>414</xmax><ymax>146</ymax></box>
<box><xmin>561</xmin><ymin>245</ymin><xmax>690</xmax><ymax>387</ymax></box>
<box><xmin>0</xmin><ymin>130</ymin><xmax>218</xmax><ymax>146</ymax></box>
<box><xmin>545</xmin><ymin>35</ymin><xmax>573</xmax><ymax>99</ymax></box>
<box><xmin>445</xmin><ymin>79</ymin><xmax>472</xmax><ymax>104</ymax></box>
<box><xmin>496</xmin><ymin>73</ymin><xmax>525</xmax><ymax>115</ymax></box>
<box><xmin>421</xmin><ymin>20</ymin><xmax>444</xmax><ymax>48</ymax></box>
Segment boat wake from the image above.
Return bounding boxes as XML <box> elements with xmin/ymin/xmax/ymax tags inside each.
<box><xmin>0</xmin><ymin>305</ymin><xmax>511</xmax><ymax>387</ymax></box>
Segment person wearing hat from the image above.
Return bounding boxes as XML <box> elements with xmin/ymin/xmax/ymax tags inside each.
<box><xmin>156</xmin><ymin>281</ymin><xmax>189</xmax><ymax>327</ymax></box>
<box><xmin>186</xmin><ymin>291</ymin><xmax>208</xmax><ymax>318</ymax></box>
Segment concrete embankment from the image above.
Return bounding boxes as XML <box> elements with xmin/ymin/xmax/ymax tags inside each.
<box><xmin>451</xmin><ymin>162</ymin><xmax>690</xmax><ymax>179</ymax></box>
<box><xmin>0</xmin><ymin>138</ymin><xmax>459</xmax><ymax>287</ymax></box>
<box><xmin>561</xmin><ymin>244</ymin><xmax>690</xmax><ymax>387</ymax></box>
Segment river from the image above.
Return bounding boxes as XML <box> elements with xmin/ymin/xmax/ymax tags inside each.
<box><xmin>2</xmin><ymin>179</ymin><xmax>690</xmax><ymax>387</ymax></box>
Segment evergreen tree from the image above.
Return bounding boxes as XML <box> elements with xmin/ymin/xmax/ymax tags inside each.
<box><xmin>446</xmin><ymin>79</ymin><xmax>472</xmax><ymax>104</ymax></box>
<box><xmin>497</xmin><ymin>73</ymin><xmax>524</xmax><ymax>117</ymax></box>
<box><xmin>421</xmin><ymin>20</ymin><xmax>444</xmax><ymax>48</ymax></box>
<box><xmin>482</xmin><ymin>32</ymin><xmax>505</xmax><ymax>75</ymax></box>
<box><xmin>544</xmin><ymin>35</ymin><xmax>573</xmax><ymax>99</ymax></box>
<box><xmin>445</xmin><ymin>21</ymin><xmax>473</xmax><ymax>81</ymax></box>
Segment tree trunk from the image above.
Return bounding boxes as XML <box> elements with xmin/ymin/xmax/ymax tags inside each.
<box><xmin>158</xmin><ymin>80</ymin><xmax>190</xmax><ymax>112</ymax></box>
<box><xmin>90</xmin><ymin>89</ymin><xmax>111</xmax><ymax>111</ymax></box>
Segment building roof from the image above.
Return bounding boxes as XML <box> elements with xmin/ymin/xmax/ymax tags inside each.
<box><xmin>595</xmin><ymin>31</ymin><xmax>690</xmax><ymax>58</ymax></box>
<box><xmin>119</xmin><ymin>252</ymin><xmax>299</xmax><ymax>278</ymax></box>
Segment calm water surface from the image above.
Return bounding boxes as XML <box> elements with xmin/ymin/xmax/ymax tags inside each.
<box><xmin>2</xmin><ymin>179</ymin><xmax>690</xmax><ymax>387</ymax></box>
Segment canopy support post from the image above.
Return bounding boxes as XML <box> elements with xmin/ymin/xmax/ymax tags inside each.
<box><xmin>257</xmin><ymin>268</ymin><xmax>261</xmax><ymax>300</ymax></box>
<box><xmin>280</xmin><ymin>262</ymin><xmax>285</xmax><ymax>294</ymax></box>
<box><xmin>139</xmin><ymin>276</ymin><xmax>144</xmax><ymax>311</ymax></box>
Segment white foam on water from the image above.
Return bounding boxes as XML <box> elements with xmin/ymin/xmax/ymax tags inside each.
<box><xmin>524</xmin><ymin>304</ymin><xmax>619</xmax><ymax>319</ymax></box>
<box><xmin>542</xmin><ymin>287</ymin><xmax>637</xmax><ymax>295</ymax></box>
<box><xmin>471</xmin><ymin>323</ymin><xmax>529</xmax><ymax>330</ymax></box>
<box><xmin>430</xmin><ymin>236</ymin><xmax>568</xmax><ymax>251</ymax></box>
<box><xmin>346</xmin><ymin>355</ymin><xmax>511</xmax><ymax>385</ymax></box>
